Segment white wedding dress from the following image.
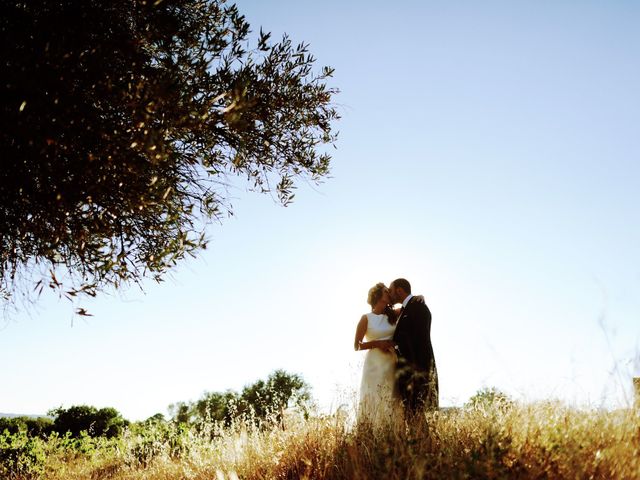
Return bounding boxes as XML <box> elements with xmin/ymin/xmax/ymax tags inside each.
<box><xmin>358</xmin><ymin>312</ymin><xmax>400</xmax><ymax>423</ymax></box>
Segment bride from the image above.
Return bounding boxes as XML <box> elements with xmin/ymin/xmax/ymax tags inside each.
<box><xmin>353</xmin><ymin>282</ymin><xmax>400</xmax><ymax>422</ymax></box>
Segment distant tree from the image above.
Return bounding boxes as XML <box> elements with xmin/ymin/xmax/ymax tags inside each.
<box><xmin>49</xmin><ymin>405</ymin><xmax>128</xmax><ymax>438</ymax></box>
<box><xmin>167</xmin><ymin>402</ymin><xmax>192</xmax><ymax>425</ymax></box>
<box><xmin>143</xmin><ymin>413</ymin><xmax>166</xmax><ymax>424</ymax></box>
<box><xmin>465</xmin><ymin>387</ymin><xmax>514</xmax><ymax>411</ymax></box>
<box><xmin>170</xmin><ymin>370</ymin><xmax>312</xmax><ymax>428</ymax></box>
<box><xmin>0</xmin><ymin>416</ymin><xmax>53</xmax><ymax>439</ymax></box>
<box><xmin>238</xmin><ymin>369</ymin><xmax>312</xmax><ymax>423</ymax></box>
<box><xmin>193</xmin><ymin>390</ymin><xmax>240</xmax><ymax>426</ymax></box>
<box><xmin>91</xmin><ymin>406</ymin><xmax>128</xmax><ymax>438</ymax></box>
<box><xmin>0</xmin><ymin>0</ymin><xmax>338</xmax><ymax>308</ymax></box>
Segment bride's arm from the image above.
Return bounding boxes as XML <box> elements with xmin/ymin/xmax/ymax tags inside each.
<box><xmin>354</xmin><ymin>315</ymin><xmax>395</xmax><ymax>352</ymax></box>
<box><xmin>354</xmin><ymin>315</ymin><xmax>368</xmax><ymax>351</ymax></box>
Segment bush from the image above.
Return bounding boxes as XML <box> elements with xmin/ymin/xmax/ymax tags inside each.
<box><xmin>0</xmin><ymin>430</ymin><xmax>46</xmax><ymax>479</ymax></box>
<box><xmin>126</xmin><ymin>421</ymin><xmax>192</xmax><ymax>467</ymax></box>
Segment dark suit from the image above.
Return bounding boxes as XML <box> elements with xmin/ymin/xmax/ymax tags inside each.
<box><xmin>393</xmin><ymin>296</ymin><xmax>439</xmax><ymax>413</ymax></box>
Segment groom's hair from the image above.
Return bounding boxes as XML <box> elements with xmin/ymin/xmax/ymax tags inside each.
<box><xmin>392</xmin><ymin>278</ymin><xmax>411</xmax><ymax>294</ymax></box>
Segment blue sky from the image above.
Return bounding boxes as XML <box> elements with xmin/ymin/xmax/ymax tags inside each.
<box><xmin>2</xmin><ymin>1</ymin><xmax>639</xmax><ymax>420</ymax></box>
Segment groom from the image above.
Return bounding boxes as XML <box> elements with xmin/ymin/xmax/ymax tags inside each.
<box><xmin>389</xmin><ymin>278</ymin><xmax>439</xmax><ymax>414</ymax></box>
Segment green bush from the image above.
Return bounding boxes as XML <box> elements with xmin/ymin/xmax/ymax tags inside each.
<box><xmin>126</xmin><ymin>421</ymin><xmax>192</xmax><ymax>467</ymax></box>
<box><xmin>0</xmin><ymin>430</ymin><xmax>46</xmax><ymax>479</ymax></box>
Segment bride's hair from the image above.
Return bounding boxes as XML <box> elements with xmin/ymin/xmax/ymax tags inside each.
<box><xmin>367</xmin><ymin>283</ymin><xmax>398</xmax><ymax>325</ymax></box>
<box><xmin>367</xmin><ymin>282</ymin><xmax>386</xmax><ymax>307</ymax></box>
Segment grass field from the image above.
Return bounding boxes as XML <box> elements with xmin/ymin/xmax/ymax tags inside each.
<box><xmin>4</xmin><ymin>399</ymin><xmax>640</xmax><ymax>479</ymax></box>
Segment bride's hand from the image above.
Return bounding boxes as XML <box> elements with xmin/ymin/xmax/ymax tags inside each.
<box><xmin>414</xmin><ymin>294</ymin><xmax>426</xmax><ymax>304</ymax></box>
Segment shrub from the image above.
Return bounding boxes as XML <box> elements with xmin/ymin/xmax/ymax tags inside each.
<box><xmin>0</xmin><ymin>430</ymin><xmax>46</xmax><ymax>479</ymax></box>
<box><xmin>126</xmin><ymin>421</ymin><xmax>192</xmax><ymax>467</ymax></box>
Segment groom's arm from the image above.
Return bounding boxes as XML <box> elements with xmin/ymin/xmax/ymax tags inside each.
<box><xmin>411</xmin><ymin>302</ymin><xmax>432</xmax><ymax>370</ymax></box>
<box><xmin>400</xmin><ymin>304</ymin><xmax>426</xmax><ymax>366</ymax></box>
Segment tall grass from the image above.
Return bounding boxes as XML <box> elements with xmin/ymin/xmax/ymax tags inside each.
<box><xmin>7</xmin><ymin>401</ymin><xmax>640</xmax><ymax>479</ymax></box>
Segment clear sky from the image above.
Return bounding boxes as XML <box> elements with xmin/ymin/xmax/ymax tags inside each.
<box><xmin>2</xmin><ymin>0</ymin><xmax>640</xmax><ymax>421</ymax></box>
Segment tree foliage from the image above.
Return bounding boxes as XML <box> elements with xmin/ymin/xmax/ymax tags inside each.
<box><xmin>465</xmin><ymin>387</ymin><xmax>514</xmax><ymax>411</ymax></box>
<box><xmin>0</xmin><ymin>416</ymin><xmax>53</xmax><ymax>439</ymax></box>
<box><xmin>0</xmin><ymin>0</ymin><xmax>338</xmax><ymax>305</ymax></box>
<box><xmin>48</xmin><ymin>405</ymin><xmax>128</xmax><ymax>438</ymax></box>
<box><xmin>237</xmin><ymin>369</ymin><xmax>311</xmax><ymax>423</ymax></box>
<box><xmin>169</xmin><ymin>369</ymin><xmax>312</xmax><ymax>428</ymax></box>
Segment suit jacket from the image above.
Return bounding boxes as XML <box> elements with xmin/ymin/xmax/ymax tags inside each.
<box><xmin>393</xmin><ymin>296</ymin><xmax>438</xmax><ymax>410</ymax></box>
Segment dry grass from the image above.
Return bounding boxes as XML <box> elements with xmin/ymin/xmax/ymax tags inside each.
<box><xmin>31</xmin><ymin>402</ymin><xmax>640</xmax><ymax>479</ymax></box>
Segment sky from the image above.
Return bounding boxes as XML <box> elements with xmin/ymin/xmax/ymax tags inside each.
<box><xmin>2</xmin><ymin>0</ymin><xmax>640</xmax><ymax>421</ymax></box>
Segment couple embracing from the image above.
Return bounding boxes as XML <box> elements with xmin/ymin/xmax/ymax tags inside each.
<box><xmin>354</xmin><ymin>278</ymin><xmax>438</xmax><ymax>422</ymax></box>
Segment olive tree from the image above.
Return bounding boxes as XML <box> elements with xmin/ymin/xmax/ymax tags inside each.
<box><xmin>0</xmin><ymin>0</ymin><xmax>338</xmax><ymax>309</ymax></box>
